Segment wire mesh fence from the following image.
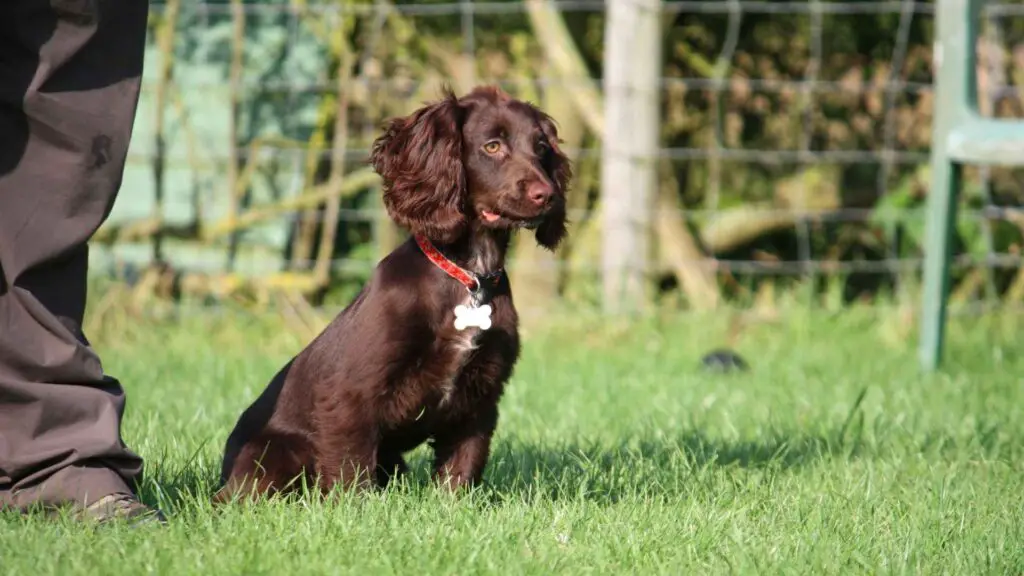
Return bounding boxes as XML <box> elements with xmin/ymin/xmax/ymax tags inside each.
<box><xmin>98</xmin><ymin>0</ymin><xmax>1024</xmax><ymax>316</ymax></box>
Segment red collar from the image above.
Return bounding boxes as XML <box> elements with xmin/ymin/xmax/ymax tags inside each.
<box><xmin>414</xmin><ymin>234</ymin><xmax>504</xmax><ymax>295</ymax></box>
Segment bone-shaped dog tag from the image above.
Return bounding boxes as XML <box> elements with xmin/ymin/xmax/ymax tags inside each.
<box><xmin>453</xmin><ymin>304</ymin><xmax>492</xmax><ymax>331</ymax></box>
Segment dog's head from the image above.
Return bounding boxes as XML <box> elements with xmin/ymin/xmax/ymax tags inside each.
<box><xmin>369</xmin><ymin>85</ymin><xmax>571</xmax><ymax>250</ymax></box>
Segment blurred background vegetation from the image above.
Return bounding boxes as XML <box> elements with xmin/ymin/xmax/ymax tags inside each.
<box><xmin>91</xmin><ymin>0</ymin><xmax>1024</xmax><ymax>332</ymax></box>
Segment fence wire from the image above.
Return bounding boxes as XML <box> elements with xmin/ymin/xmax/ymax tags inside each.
<box><xmin>103</xmin><ymin>0</ymin><xmax>1024</xmax><ymax>314</ymax></box>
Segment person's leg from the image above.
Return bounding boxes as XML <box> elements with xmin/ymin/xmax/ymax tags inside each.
<box><xmin>0</xmin><ymin>0</ymin><xmax>153</xmax><ymax>518</ymax></box>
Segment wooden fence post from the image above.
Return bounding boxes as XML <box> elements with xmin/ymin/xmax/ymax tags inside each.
<box><xmin>600</xmin><ymin>0</ymin><xmax>662</xmax><ymax>315</ymax></box>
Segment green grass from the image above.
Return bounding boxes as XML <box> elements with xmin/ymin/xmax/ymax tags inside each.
<box><xmin>2</xmin><ymin>302</ymin><xmax>1023</xmax><ymax>575</ymax></box>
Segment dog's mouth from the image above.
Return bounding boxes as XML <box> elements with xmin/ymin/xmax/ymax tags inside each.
<box><xmin>480</xmin><ymin>209</ymin><xmax>545</xmax><ymax>229</ymax></box>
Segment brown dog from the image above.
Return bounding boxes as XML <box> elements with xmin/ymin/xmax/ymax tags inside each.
<box><xmin>214</xmin><ymin>86</ymin><xmax>571</xmax><ymax>501</ymax></box>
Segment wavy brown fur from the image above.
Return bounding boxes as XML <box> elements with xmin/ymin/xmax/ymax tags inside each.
<box><xmin>215</xmin><ymin>85</ymin><xmax>571</xmax><ymax>502</ymax></box>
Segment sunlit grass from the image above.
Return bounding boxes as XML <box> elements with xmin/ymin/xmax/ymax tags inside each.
<box><xmin>3</xmin><ymin>299</ymin><xmax>1022</xmax><ymax>574</ymax></box>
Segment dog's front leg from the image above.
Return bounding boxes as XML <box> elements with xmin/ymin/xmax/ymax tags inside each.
<box><xmin>317</xmin><ymin>442</ymin><xmax>379</xmax><ymax>495</ymax></box>
<box><xmin>431</xmin><ymin>406</ymin><xmax>498</xmax><ymax>491</ymax></box>
<box><xmin>314</xmin><ymin>412</ymin><xmax>380</xmax><ymax>494</ymax></box>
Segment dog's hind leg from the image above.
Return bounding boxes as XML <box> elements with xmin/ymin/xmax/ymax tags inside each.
<box><xmin>213</xmin><ymin>432</ymin><xmax>314</xmax><ymax>504</ymax></box>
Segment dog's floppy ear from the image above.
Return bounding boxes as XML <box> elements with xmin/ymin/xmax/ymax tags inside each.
<box><xmin>533</xmin><ymin>112</ymin><xmax>571</xmax><ymax>251</ymax></box>
<box><xmin>370</xmin><ymin>88</ymin><xmax>468</xmax><ymax>244</ymax></box>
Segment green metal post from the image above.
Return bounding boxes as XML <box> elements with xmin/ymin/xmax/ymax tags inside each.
<box><xmin>919</xmin><ymin>161</ymin><xmax>962</xmax><ymax>371</ymax></box>
<box><xmin>919</xmin><ymin>0</ymin><xmax>977</xmax><ymax>371</ymax></box>
<box><xmin>922</xmin><ymin>0</ymin><xmax>1024</xmax><ymax>369</ymax></box>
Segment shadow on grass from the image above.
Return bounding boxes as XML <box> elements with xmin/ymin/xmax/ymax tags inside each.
<box><xmin>133</xmin><ymin>424</ymin><xmax>863</xmax><ymax>512</ymax></box>
<box><xmin>477</xmin><ymin>427</ymin><xmax>858</xmax><ymax>504</ymax></box>
<box><xmin>136</xmin><ymin>426</ymin><xmax>1014</xmax><ymax>514</ymax></box>
<box><xmin>134</xmin><ymin>387</ymin><xmax>1018</xmax><ymax>510</ymax></box>
<box><xmin>476</xmin><ymin>389</ymin><xmax>874</xmax><ymax>503</ymax></box>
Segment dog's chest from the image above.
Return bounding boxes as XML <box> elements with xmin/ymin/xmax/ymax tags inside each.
<box><xmin>381</xmin><ymin>292</ymin><xmax>516</xmax><ymax>437</ymax></box>
<box><xmin>436</xmin><ymin>293</ymin><xmax>486</xmax><ymax>405</ymax></box>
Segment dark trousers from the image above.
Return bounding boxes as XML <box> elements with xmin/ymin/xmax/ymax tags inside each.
<box><xmin>0</xmin><ymin>0</ymin><xmax>149</xmax><ymax>510</ymax></box>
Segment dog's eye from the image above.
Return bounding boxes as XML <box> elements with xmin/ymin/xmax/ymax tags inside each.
<box><xmin>535</xmin><ymin>140</ymin><xmax>549</xmax><ymax>155</ymax></box>
<box><xmin>483</xmin><ymin>140</ymin><xmax>502</xmax><ymax>154</ymax></box>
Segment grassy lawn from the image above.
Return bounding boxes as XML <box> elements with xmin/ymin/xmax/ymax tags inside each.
<box><xmin>2</xmin><ymin>302</ymin><xmax>1022</xmax><ymax>575</ymax></box>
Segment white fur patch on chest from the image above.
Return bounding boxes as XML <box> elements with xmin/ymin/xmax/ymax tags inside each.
<box><xmin>439</xmin><ymin>294</ymin><xmax>484</xmax><ymax>406</ymax></box>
